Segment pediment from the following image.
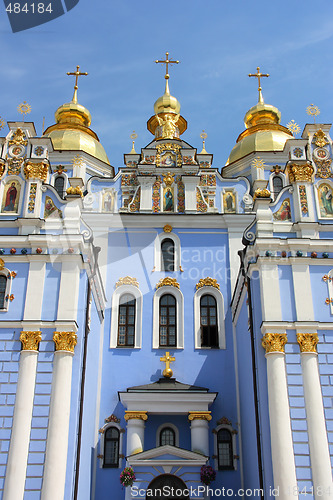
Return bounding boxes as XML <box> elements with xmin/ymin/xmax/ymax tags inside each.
<box><xmin>127</xmin><ymin>445</ymin><xmax>207</xmax><ymax>467</ymax></box>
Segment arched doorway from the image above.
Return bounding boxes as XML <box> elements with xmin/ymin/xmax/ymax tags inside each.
<box><xmin>146</xmin><ymin>474</ymin><xmax>189</xmax><ymax>499</ymax></box>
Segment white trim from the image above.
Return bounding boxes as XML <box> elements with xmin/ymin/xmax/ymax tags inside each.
<box><xmin>99</xmin><ymin>421</ymin><xmax>124</xmax><ymax>469</ymax></box>
<box><xmin>213</xmin><ymin>423</ymin><xmax>237</xmax><ymax>471</ymax></box>
<box><xmin>153</xmin><ymin>286</ymin><xmax>184</xmax><ymax>349</ymax></box>
<box><xmin>119</xmin><ymin>392</ymin><xmax>217</xmax><ymax>414</ymax></box>
<box><xmin>51</xmin><ymin>172</ymin><xmax>68</xmax><ymax>197</ymax></box>
<box><xmin>154</xmin><ymin>232</ymin><xmax>181</xmax><ymax>272</ymax></box>
<box><xmin>127</xmin><ymin>444</ymin><xmax>208</xmax><ymax>467</ymax></box>
<box><xmin>291</xmin><ymin>264</ymin><xmax>314</xmax><ymax>321</ymax></box>
<box><xmin>110</xmin><ymin>284</ymin><xmax>142</xmax><ymax>349</ymax></box>
<box><xmin>269</xmin><ymin>172</ymin><xmax>286</xmax><ymax>200</ymax></box>
<box><xmin>194</xmin><ymin>286</ymin><xmax>225</xmax><ymax>349</ymax></box>
<box><xmin>156</xmin><ymin>423</ymin><xmax>179</xmax><ymax>447</ymax></box>
<box><xmin>0</xmin><ymin>267</ymin><xmax>12</xmax><ymax>312</ymax></box>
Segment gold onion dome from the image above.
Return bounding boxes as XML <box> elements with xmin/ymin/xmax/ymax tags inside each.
<box><xmin>226</xmin><ymin>91</ymin><xmax>292</xmax><ymax>166</ymax></box>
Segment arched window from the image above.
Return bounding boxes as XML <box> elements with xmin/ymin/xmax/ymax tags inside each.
<box><xmin>117</xmin><ymin>294</ymin><xmax>136</xmax><ymax>347</ymax></box>
<box><xmin>272</xmin><ymin>175</ymin><xmax>283</xmax><ymax>199</ymax></box>
<box><xmin>159</xmin><ymin>427</ymin><xmax>176</xmax><ymax>446</ymax></box>
<box><xmin>200</xmin><ymin>294</ymin><xmax>218</xmax><ymax>348</ymax></box>
<box><xmin>103</xmin><ymin>427</ymin><xmax>119</xmax><ymax>468</ymax></box>
<box><xmin>161</xmin><ymin>239</ymin><xmax>175</xmax><ymax>272</ymax></box>
<box><xmin>159</xmin><ymin>294</ymin><xmax>177</xmax><ymax>347</ymax></box>
<box><xmin>0</xmin><ymin>276</ymin><xmax>6</xmax><ymax>309</ymax></box>
<box><xmin>217</xmin><ymin>429</ymin><xmax>233</xmax><ymax>470</ymax></box>
<box><xmin>54</xmin><ymin>176</ymin><xmax>65</xmax><ymax>198</ymax></box>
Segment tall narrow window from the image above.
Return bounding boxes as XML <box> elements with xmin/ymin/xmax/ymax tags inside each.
<box><xmin>272</xmin><ymin>175</ymin><xmax>283</xmax><ymax>199</ymax></box>
<box><xmin>0</xmin><ymin>276</ymin><xmax>7</xmax><ymax>310</ymax></box>
<box><xmin>117</xmin><ymin>294</ymin><xmax>136</xmax><ymax>347</ymax></box>
<box><xmin>103</xmin><ymin>427</ymin><xmax>119</xmax><ymax>468</ymax></box>
<box><xmin>159</xmin><ymin>294</ymin><xmax>177</xmax><ymax>347</ymax></box>
<box><xmin>217</xmin><ymin>429</ymin><xmax>233</xmax><ymax>470</ymax></box>
<box><xmin>160</xmin><ymin>427</ymin><xmax>176</xmax><ymax>446</ymax></box>
<box><xmin>54</xmin><ymin>176</ymin><xmax>65</xmax><ymax>198</ymax></box>
<box><xmin>161</xmin><ymin>239</ymin><xmax>175</xmax><ymax>272</ymax></box>
<box><xmin>200</xmin><ymin>294</ymin><xmax>218</xmax><ymax>348</ymax></box>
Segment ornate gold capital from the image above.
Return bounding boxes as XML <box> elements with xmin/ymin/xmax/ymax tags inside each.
<box><xmin>124</xmin><ymin>411</ymin><xmax>148</xmax><ymax>421</ymax></box>
<box><xmin>24</xmin><ymin>161</ymin><xmax>49</xmax><ymax>182</ymax></box>
<box><xmin>53</xmin><ymin>331</ymin><xmax>77</xmax><ymax>353</ymax></box>
<box><xmin>188</xmin><ymin>411</ymin><xmax>212</xmax><ymax>422</ymax></box>
<box><xmin>156</xmin><ymin>277</ymin><xmax>180</xmax><ymax>289</ymax></box>
<box><xmin>287</xmin><ymin>163</ymin><xmax>314</xmax><ymax>183</ymax></box>
<box><xmin>9</xmin><ymin>128</ymin><xmax>28</xmax><ymax>146</ymax></box>
<box><xmin>262</xmin><ymin>333</ymin><xmax>287</xmax><ymax>354</ymax></box>
<box><xmin>20</xmin><ymin>331</ymin><xmax>42</xmax><ymax>351</ymax></box>
<box><xmin>196</xmin><ymin>277</ymin><xmax>220</xmax><ymax>290</ymax></box>
<box><xmin>115</xmin><ymin>276</ymin><xmax>139</xmax><ymax>288</ymax></box>
<box><xmin>297</xmin><ymin>333</ymin><xmax>319</xmax><ymax>353</ymax></box>
<box><xmin>0</xmin><ymin>161</ymin><xmax>5</xmax><ymax>179</ymax></box>
<box><xmin>163</xmin><ymin>172</ymin><xmax>175</xmax><ymax>187</ymax></box>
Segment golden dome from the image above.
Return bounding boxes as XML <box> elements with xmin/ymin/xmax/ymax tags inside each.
<box><xmin>44</xmin><ymin>97</ymin><xmax>110</xmax><ymax>165</ymax></box>
<box><xmin>153</xmin><ymin>79</ymin><xmax>181</xmax><ymax>115</ymax></box>
<box><xmin>226</xmin><ymin>96</ymin><xmax>292</xmax><ymax>166</ymax></box>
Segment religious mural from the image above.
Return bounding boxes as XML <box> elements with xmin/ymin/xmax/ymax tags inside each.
<box><xmin>102</xmin><ymin>191</ymin><xmax>114</xmax><ymax>212</ymax></box>
<box><xmin>44</xmin><ymin>196</ymin><xmax>62</xmax><ymax>219</ymax></box>
<box><xmin>1</xmin><ymin>180</ymin><xmax>20</xmax><ymax>213</ymax></box>
<box><xmin>160</xmin><ymin>152</ymin><xmax>176</xmax><ymax>168</ymax></box>
<box><xmin>163</xmin><ymin>186</ymin><xmax>174</xmax><ymax>211</ymax></box>
<box><xmin>273</xmin><ymin>198</ymin><xmax>292</xmax><ymax>221</ymax></box>
<box><xmin>317</xmin><ymin>183</ymin><xmax>333</xmax><ymax>217</ymax></box>
<box><xmin>223</xmin><ymin>190</ymin><xmax>236</xmax><ymax>213</ymax></box>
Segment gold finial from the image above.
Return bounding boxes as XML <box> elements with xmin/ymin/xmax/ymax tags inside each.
<box><xmin>200</xmin><ymin>130</ymin><xmax>208</xmax><ymax>154</ymax></box>
<box><xmin>160</xmin><ymin>351</ymin><xmax>175</xmax><ymax>378</ymax></box>
<box><xmin>0</xmin><ymin>117</ymin><xmax>5</xmax><ymax>131</ymax></box>
<box><xmin>66</xmin><ymin>65</ymin><xmax>88</xmax><ymax>104</ymax></box>
<box><xmin>130</xmin><ymin>131</ymin><xmax>138</xmax><ymax>154</ymax></box>
<box><xmin>17</xmin><ymin>101</ymin><xmax>32</xmax><ymax>117</ymax></box>
<box><xmin>248</xmin><ymin>66</ymin><xmax>269</xmax><ymax>104</ymax></box>
<box><xmin>155</xmin><ymin>52</ymin><xmax>179</xmax><ymax>95</ymax></box>
<box><xmin>286</xmin><ymin>119</ymin><xmax>301</xmax><ymax>136</ymax></box>
<box><xmin>306</xmin><ymin>103</ymin><xmax>320</xmax><ymax>124</ymax></box>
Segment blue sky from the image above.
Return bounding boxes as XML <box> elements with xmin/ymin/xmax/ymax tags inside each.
<box><xmin>1</xmin><ymin>0</ymin><xmax>333</xmax><ymax>170</ymax></box>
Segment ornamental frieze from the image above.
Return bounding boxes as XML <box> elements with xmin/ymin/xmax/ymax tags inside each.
<box><xmin>297</xmin><ymin>333</ymin><xmax>319</xmax><ymax>353</ymax></box>
<box><xmin>24</xmin><ymin>161</ymin><xmax>49</xmax><ymax>182</ymax></box>
<box><xmin>262</xmin><ymin>333</ymin><xmax>287</xmax><ymax>353</ymax></box>
<box><xmin>196</xmin><ymin>277</ymin><xmax>220</xmax><ymax>290</ymax></box>
<box><xmin>20</xmin><ymin>331</ymin><xmax>42</xmax><ymax>351</ymax></box>
<box><xmin>156</xmin><ymin>277</ymin><xmax>180</xmax><ymax>289</ymax></box>
<box><xmin>124</xmin><ymin>411</ymin><xmax>148</xmax><ymax>421</ymax></box>
<box><xmin>188</xmin><ymin>411</ymin><xmax>212</xmax><ymax>421</ymax></box>
<box><xmin>115</xmin><ymin>276</ymin><xmax>139</xmax><ymax>288</ymax></box>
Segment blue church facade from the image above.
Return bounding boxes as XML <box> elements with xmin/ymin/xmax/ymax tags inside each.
<box><xmin>0</xmin><ymin>62</ymin><xmax>332</xmax><ymax>500</ymax></box>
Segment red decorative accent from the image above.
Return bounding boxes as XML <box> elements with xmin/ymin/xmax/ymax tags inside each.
<box><xmin>311</xmin><ymin>252</ymin><xmax>317</xmax><ymax>258</ymax></box>
<box><xmin>68</xmin><ymin>248</ymin><xmax>74</xmax><ymax>254</ymax></box>
<box><xmin>10</xmin><ymin>248</ymin><xmax>16</xmax><ymax>254</ymax></box>
<box><xmin>36</xmin><ymin>248</ymin><xmax>42</xmax><ymax>254</ymax></box>
<box><xmin>281</xmin><ymin>251</ymin><xmax>287</xmax><ymax>258</ymax></box>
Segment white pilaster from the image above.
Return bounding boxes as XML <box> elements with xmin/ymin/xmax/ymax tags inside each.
<box><xmin>292</xmin><ymin>265</ymin><xmax>314</xmax><ymax>321</ymax></box>
<box><xmin>57</xmin><ymin>260</ymin><xmax>80</xmax><ymax>321</ymax></box>
<box><xmin>125</xmin><ymin>412</ymin><xmax>147</xmax><ymax>456</ymax></box>
<box><xmin>262</xmin><ymin>334</ymin><xmax>298</xmax><ymax>500</ymax></box>
<box><xmin>189</xmin><ymin>412</ymin><xmax>211</xmax><ymax>456</ymax></box>
<box><xmin>138</xmin><ymin>176</ymin><xmax>155</xmax><ymax>212</ymax></box>
<box><xmin>259</xmin><ymin>264</ymin><xmax>282</xmax><ymax>321</ymax></box>
<box><xmin>182</xmin><ymin>176</ymin><xmax>199</xmax><ymax>213</ymax></box>
<box><xmin>24</xmin><ymin>261</ymin><xmax>46</xmax><ymax>320</ymax></box>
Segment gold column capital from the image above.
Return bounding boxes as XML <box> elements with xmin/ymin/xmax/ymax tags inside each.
<box><xmin>20</xmin><ymin>331</ymin><xmax>42</xmax><ymax>351</ymax></box>
<box><xmin>262</xmin><ymin>333</ymin><xmax>287</xmax><ymax>354</ymax></box>
<box><xmin>188</xmin><ymin>411</ymin><xmax>212</xmax><ymax>422</ymax></box>
<box><xmin>53</xmin><ymin>331</ymin><xmax>77</xmax><ymax>353</ymax></box>
<box><xmin>124</xmin><ymin>411</ymin><xmax>148</xmax><ymax>421</ymax></box>
<box><xmin>297</xmin><ymin>333</ymin><xmax>319</xmax><ymax>353</ymax></box>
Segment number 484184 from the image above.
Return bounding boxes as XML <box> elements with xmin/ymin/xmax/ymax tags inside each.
<box><xmin>6</xmin><ymin>3</ymin><xmax>53</xmax><ymax>14</ymax></box>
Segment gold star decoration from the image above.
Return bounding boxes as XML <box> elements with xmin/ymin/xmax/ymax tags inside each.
<box><xmin>306</xmin><ymin>104</ymin><xmax>320</xmax><ymax>123</ymax></box>
<box><xmin>286</xmin><ymin>120</ymin><xmax>301</xmax><ymax>136</ymax></box>
<box><xmin>0</xmin><ymin>117</ymin><xmax>5</xmax><ymax>131</ymax></box>
<box><xmin>17</xmin><ymin>101</ymin><xmax>32</xmax><ymax>116</ymax></box>
<box><xmin>130</xmin><ymin>131</ymin><xmax>138</xmax><ymax>154</ymax></box>
<box><xmin>71</xmin><ymin>155</ymin><xmax>84</xmax><ymax>168</ymax></box>
<box><xmin>251</xmin><ymin>157</ymin><xmax>266</xmax><ymax>170</ymax></box>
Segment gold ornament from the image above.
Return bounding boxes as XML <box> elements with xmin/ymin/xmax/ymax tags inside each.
<box><xmin>262</xmin><ymin>333</ymin><xmax>287</xmax><ymax>353</ymax></box>
<box><xmin>156</xmin><ymin>143</ymin><xmax>182</xmax><ymax>167</ymax></box>
<box><xmin>66</xmin><ymin>186</ymin><xmax>83</xmax><ymax>197</ymax></box>
<box><xmin>251</xmin><ymin>157</ymin><xmax>266</xmax><ymax>170</ymax></box>
<box><xmin>287</xmin><ymin>163</ymin><xmax>314</xmax><ymax>183</ymax></box>
<box><xmin>188</xmin><ymin>411</ymin><xmax>212</xmax><ymax>421</ymax></box>
<box><xmin>71</xmin><ymin>155</ymin><xmax>84</xmax><ymax>168</ymax></box>
<box><xmin>124</xmin><ymin>411</ymin><xmax>148</xmax><ymax>421</ymax></box>
<box><xmin>253</xmin><ymin>188</ymin><xmax>271</xmax><ymax>200</ymax></box>
<box><xmin>24</xmin><ymin>161</ymin><xmax>49</xmax><ymax>181</ymax></box>
<box><xmin>105</xmin><ymin>414</ymin><xmax>120</xmax><ymax>423</ymax></box>
<box><xmin>156</xmin><ymin>277</ymin><xmax>180</xmax><ymax>289</ymax></box>
<box><xmin>248</xmin><ymin>66</ymin><xmax>269</xmax><ymax>102</ymax></box>
<box><xmin>286</xmin><ymin>120</ymin><xmax>301</xmax><ymax>136</ymax></box>
<box><xmin>129</xmin><ymin>131</ymin><xmax>138</xmax><ymax>154</ymax></box>
<box><xmin>160</xmin><ymin>351</ymin><xmax>175</xmax><ymax>378</ymax></box>
<box><xmin>313</xmin><ymin>129</ymin><xmax>328</xmax><ymax>147</ymax></box>
<box><xmin>17</xmin><ymin>101</ymin><xmax>32</xmax><ymax>116</ymax></box>
<box><xmin>67</xmin><ymin>65</ymin><xmax>88</xmax><ymax>103</ymax></box>
<box><xmin>163</xmin><ymin>224</ymin><xmax>172</xmax><ymax>233</ymax></box>
<box><xmin>9</xmin><ymin>128</ymin><xmax>28</xmax><ymax>146</ymax></box>
<box><xmin>0</xmin><ymin>117</ymin><xmax>5</xmax><ymax>131</ymax></box>
<box><xmin>156</xmin><ymin>113</ymin><xmax>180</xmax><ymax>140</ymax></box>
<box><xmin>0</xmin><ymin>258</ymin><xmax>5</xmax><ymax>271</ymax></box>
<box><xmin>196</xmin><ymin>277</ymin><xmax>220</xmax><ymax>290</ymax></box>
<box><xmin>297</xmin><ymin>333</ymin><xmax>319</xmax><ymax>353</ymax></box>
<box><xmin>115</xmin><ymin>276</ymin><xmax>139</xmax><ymax>288</ymax></box>
<box><xmin>53</xmin><ymin>331</ymin><xmax>77</xmax><ymax>353</ymax></box>
<box><xmin>162</xmin><ymin>172</ymin><xmax>174</xmax><ymax>187</ymax></box>
<box><xmin>306</xmin><ymin>103</ymin><xmax>320</xmax><ymax>123</ymax></box>
<box><xmin>20</xmin><ymin>331</ymin><xmax>42</xmax><ymax>351</ymax></box>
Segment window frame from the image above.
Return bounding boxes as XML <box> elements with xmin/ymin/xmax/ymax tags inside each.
<box><xmin>103</xmin><ymin>426</ymin><xmax>120</xmax><ymax>468</ymax></box>
<box><xmin>51</xmin><ymin>172</ymin><xmax>68</xmax><ymax>200</ymax></box>
<box><xmin>153</xmin><ymin>286</ymin><xmax>184</xmax><ymax>349</ymax></box>
<box><xmin>213</xmin><ymin>423</ymin><xmax>237</xmax><ymax>471</ymax></box>
<box><xmin>154</xmin><ymin>232</ymin><xmax>181</xmax><ymax>272</ymax></box>
<box><xmin>159</xmin><ymin>293</ymin><xmax>177</xmax><ymax>348</ymax></box>
<box><xmin>200</xmin><ymin>294</ymin><xmax>219</xmax><ymax>348</ymax></box>
<box><xmin>161</xmin><ymin>238</ymin><xmax>175</xmax><ymax>272</ymax></box>
<box><xmin>110</xmin><ymin>284</ymin><xmax>143</xmax><ymax>349</ymax></box>
<box><xmin>269</xmin><ymin>172</ymin><xmax>286</xmax><ymax>201</ymax></box>
<box><xmin>194</xmin><ymin>286</ymin><xmax>225</xmax><ymax>349</ymax></box>
<box><xmin>99</xmin><ymin>421</ymin><xmax>124</xmax><ymax>469</ymax></box>
<box><xmin>156</xmin><ymin>423</ymin><xmax>179</xmax><ymax>448</ymax></box>
<box><xmin>117</xmin><ymin>293</ymin><xmax>136</xmax><ymax>347</ymax></box>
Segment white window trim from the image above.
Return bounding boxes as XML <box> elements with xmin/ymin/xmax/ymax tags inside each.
<box><xmin>0</xmin><ymin>268</ymin><xmax>12</xmax><ymax>312</ymax></box>
<box><xmin>194</xmin><ymin>286</ymin><xmax>225</xmax><ymax>349</ymax></box>
<box><xmin>154</xmin><ymin>232</ymin><xmax>181</xmax><ymax>272</ymax></box>
<box><xmin>153</xmin><ymin>285</ymin><xmax>184</xmax><ymax>349</ymax></box>
<box><xmin>213</xmin><ymin>423</ymin><xmax>237</xmax><ymax>471</ymax></box>
<box><xmin>269</xmin><ymin>172</ymin><xmax>286</xmax><ymax>200</ymax></box>
<box><xmin>110</xmin><ymin>284</ymin><xmax>143</xmax><ymax>348</ymax></box>
<box><xmin>156</xmin><ymin>422</ymin><xmax>179</xmax><ymax>448</ymax></box>
<box><xmin>99</xmin><ymin>421</ymin><xmax>124</xmax><ymax>469</ymax></box>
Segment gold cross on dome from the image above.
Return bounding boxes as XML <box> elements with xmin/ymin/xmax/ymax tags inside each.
<box><xmin>155</xmin><ymin>52</ymin><xmax>179</xmax><ymax>80</ymax></box>
<box><xmin>160</xmin><ymin>351</ymin><xmax>175</xmax><ymax>378</ymax></box>
<box><xmin>66</xmin><ymin>65</ymin><xmax>88</xmax><ymax>103</ymax></box>
<box><xmin>249</xmin><ymin>67</ymin><xmax>269</xmax><ymax>102</ymax></box>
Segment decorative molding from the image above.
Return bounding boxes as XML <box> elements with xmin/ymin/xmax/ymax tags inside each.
<box><xmin>156</xmin><ymin>277</ymin><xmax>180</xmax><ymax>289</ymax></box>
<box><xmin>28</xmin><ymin>183</ymin><xmax>37</xmax><ymax>212</ymax></box>
<box><xmin>163</xmin><ymin>224</ymin><xmax>172</xmax><ymax>233</ymax></box>
<box><xmin>287</xmin><ymin>163</ymin><xmax>314</xmax><ymax>183</ymax></box>
<box><xmin>20</xmin><ymin>331</ymin><xmax>42</xmax><ymax>351</ymax></box>
<box><xmin>299</xmin><ymin>185</ymin><xmax>308</xmax><ymax>214</ymax></box>
<box><xmin>217</xmin><ymin>416</ymin><xmax>232</xmax><ymax>426</ymax></box>
<box><xmin>53</xmin><ymin>331</ymin><xmax>77</xmax><ymax>353</ymax></box>
<box><xmin>105</xmin><ymin>414</ymin><xmax>120</xmax><ymax>424</ymax></box>
<box><xmin>188</xmin><ymin>411</ymin><xmax>212</xmax><ymax>422</ymax></box>
<box><xmin>66</xmin><ymin>186</ymin><xmax>83</xmax><ymax>197</ymax></box>
<box><xmin>262</xmin><ymin>333</ymin><xmax>287</xmax><ymax>353</ymax></box>
<box><xmin>9</xmin><ymin>128</ymin><xmax>28</xmax><ymax>146</ymax></box>
<box><xmin>314</xmin><ymin>158</ymin><xmax>333</xmax><ymax>179</ymax></box>
<box><xmin>162</xmin><ymin>172</ymin><xmax>175</xmax><ymax>187</ymax></box>
<box><xmin>196</xmin><ymin>277</ymin><xmax>220</xmax><ymax>290</ymax></box>
<box><xmin>115</xmin><ymin>276</ymin><xmax>139</xmax><ymax>288</ymax></box>
<box><xmin>253</xmin><ymin>188</ymin><xmax>271</xmax><ymax>200</ymax></box>
<box><xmin>24</xmin><ymin>161</ymin><xmax>48</xmax><ymax>181</ymax></box>
<box><xmin>0</xmin><ymin>258</ymin><xmax>5</xmax><ymax>270</ymax></box>
<box><xmin>156</xmin><ymin>143</ymin><xmax>182</xmax><ymax>168</ymax></box>
<box><xmin>313</xmin><ymin>129</ymin><xmax>328</xmax><ymax>147</ymax></box>
<box><xmin>124</xmin><ymin>411</ymin><xmax>148</xmax><ymax>421</ymax></box>
<box><xmin>297</xmin><ymin>333</ymin><xmax>319</xmax><ymax>353</ymax></box>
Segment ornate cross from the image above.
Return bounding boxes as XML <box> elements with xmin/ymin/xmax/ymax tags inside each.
<box><xmin>160</xmin><ymin>351</ymin><xmax>175</xmax><ymax>378</ymax></box>
<box><xmin>249</xmin><ymin>66</ymin><xmax>269</xmax><ymax>92</ymax></box>
<box><xmin>155</xmin><ymin>52</ymin><xmax>179</xmax><ymax>80</ymax></box>
<box><xmin>67</xmin><ymin>65</ymin><xmax>88</xmax><ymax>102</ymax></box>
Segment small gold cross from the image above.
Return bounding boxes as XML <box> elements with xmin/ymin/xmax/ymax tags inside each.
<box><xmin>155</xmin><ymin>52</ymin><xmax>179</xmax><ymax>80</ymax></box>
<box><xmin>66</xmin><ymin>65</ymin><xmax>88</xmax><ymax>103</ymax></box>
<box><xmin>160</xmin><ymin>351</ymin><xmax>175</xmax><ymax>378</ymax></box>
<box><xmin>249</xmin><ymin>67</ymin><xmax>269</xmax><ymax>102</ymax></box>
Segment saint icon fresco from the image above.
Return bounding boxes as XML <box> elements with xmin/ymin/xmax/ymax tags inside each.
<box><xmin>273</xmin><ymin>199</ymin><xmax>292</xmax><ymax>221</ymax></box>
<box><xmin>318</xmin><ymin>184</ymin><xmax>333</xmax><ymax>217</ymax></box>
<box><xmin>164</xmin><ymin>188</ymin><xmax>174</xmax><ymax>212</ymax></box>
<box><xmin>223</xmin><ymin>191</ymin><xmax>236</xmax><ymax>213</ymax></box>
<box><xmin>2</xmin><ymin>181</ymin><xmax>20</xmax><ymax>213</ymax></box>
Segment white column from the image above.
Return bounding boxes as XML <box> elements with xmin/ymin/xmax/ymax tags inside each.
<box><xmin>262</xmin><ymin>334</ymin><xmax>298</xmax><ymax>500</ymax></box>
<box><xmin>124</xmin><ymin>412</ymin><xmax>147</xmax><ymax>456</ymax></box>
<box><xmin>138</xmin><ymin>177</ymin><xmax>155</xmax><ymax>212</ymax></box>
<box><xmin>41</xmin><ymin>331</ymin><xmax>77</xmax><ymax>500</ymax></box>
<box><xmin>182</xmin><ymin>176</ymin><xmax>199</xmax><ymax>213</ymax></box>
<box><xmin>3</xmin><ymin>332</ymin><xmax>41</xmax><ymax>500</ymax></box>
<box><xmin>189</xmin><ymin>412</ymin><xmax>211</xmax><ymax>456</ymax></box>
<box><xmin>297</xmin><ymin>334</ymin><xmax>333</xmax><ymax>500</ymax></box>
